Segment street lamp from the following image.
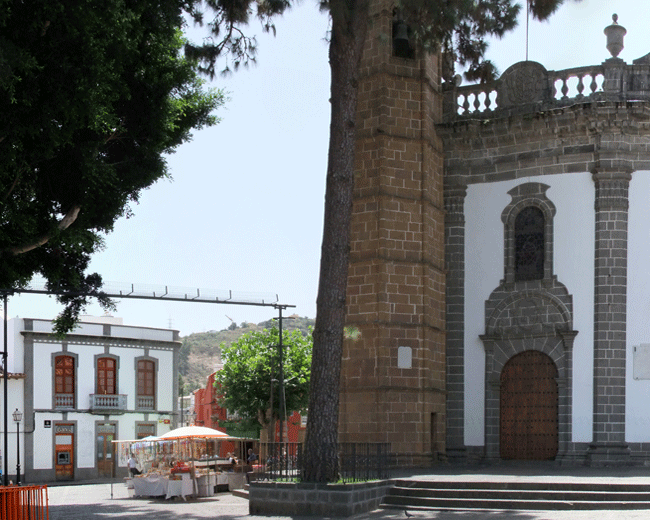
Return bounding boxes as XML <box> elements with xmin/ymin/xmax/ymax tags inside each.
<box><xmin>12</xmin><ymin>408</ymin><xmax>22</xmax><ymax>486</ymax></box>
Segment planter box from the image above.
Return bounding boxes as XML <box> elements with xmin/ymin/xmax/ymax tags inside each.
<box><xmin>249</xmin><ymin>480</ymin><xmax>393</xmax><ymax>517</ymax></box>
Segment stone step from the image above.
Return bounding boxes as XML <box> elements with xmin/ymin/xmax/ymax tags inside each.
<box><xmin>381</xmin><ymin>480</ymin><xmax>650</xmax><ymax>511</ymax></box>
<box><xmin>391</xmin><ymin>479</ymin><xmax>650</xmax><ymax>492</ymax></box>
<box><xmin>231</xmin><ymin>483</ymin><xmax>249</xmax><ymax>500</ymax></box>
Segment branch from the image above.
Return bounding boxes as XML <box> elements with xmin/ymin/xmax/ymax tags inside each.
<box><xmin>6</xmin><ymin>205</ymin><xmax>81</xmax><ymax>255</ymax></box>
<box><xmin>3</xmin><ymin>170</ymin><xmax>22</xmax><ymax>203</ymax></box>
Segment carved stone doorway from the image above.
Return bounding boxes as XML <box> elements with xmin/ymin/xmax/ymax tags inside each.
<box><xmin>500</xmin><ymin>350</ymin><xmax>558</xmax><ymax>460</ymax></box>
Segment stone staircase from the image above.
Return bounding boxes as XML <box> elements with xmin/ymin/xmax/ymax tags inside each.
<box><xmin>231</xmin><ymin>483</ymin><xmax>249</xmax><ymax>500</ymax></box>
<box><xmin>381</xmin><ymin>479</ymin><xmax>650</xmax><ymax>511</ymax></box>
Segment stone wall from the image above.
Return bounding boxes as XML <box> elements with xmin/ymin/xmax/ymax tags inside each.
<box><xmin>249</xmin><ymin>480</ymin><xmax>394</xmax><ymax>517</ymax></box>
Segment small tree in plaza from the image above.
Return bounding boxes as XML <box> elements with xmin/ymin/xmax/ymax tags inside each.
<box><xmin>215</xmin><ymin>327</ymin><xmax>312</xmax><ymax>433</ymax></box>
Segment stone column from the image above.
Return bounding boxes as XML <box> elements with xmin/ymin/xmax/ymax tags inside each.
<box><xmin>444</xmin><ymin>183</ymin><xmax>467</xmax><ymax>462</ymax></box>
<box><xmin>587</xmin><ymin>170</ymin><xmax>632</xmax><ymax>465</ymax></box>
<box><xmin>556</xmin><ymin>331</ymin><xmax>578</xmax><ymax>464</ymax></box>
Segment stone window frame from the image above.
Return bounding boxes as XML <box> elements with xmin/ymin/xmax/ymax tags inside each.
<box><xmin>52</xmin><ymin>351</ymin><xmax>79</xmax><ymax>410</ymax></box>
<box><xmin>134</xmin><ymin>355</ymin><xmax>159</xmax><ymax>411</ymax></box>
<box><xmin>94</xmin><ymin>353</ymin><xmax>120</xmax><ymax>395</ymax></box>
<box><xmin>501</xmin><ymin>183</ymin><xmax>556</xmax><ymax>285</ymax></box>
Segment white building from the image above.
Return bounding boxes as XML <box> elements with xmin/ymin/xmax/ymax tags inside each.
<box><xmin>1</xmin><ymin>315</ymin><xmax>180</xmax><ymax>482</ymax></box>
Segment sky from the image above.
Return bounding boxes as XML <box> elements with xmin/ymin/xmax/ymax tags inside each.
<box><xmin>5</xmin><ymin>0</ymin><xmax>648</xmax><ymax>337</ymax></box>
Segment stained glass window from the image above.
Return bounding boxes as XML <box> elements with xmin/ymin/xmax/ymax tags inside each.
<box><xmin>514</xmin><ymin>206</ymin><xmax>544</xmax><ymax>281</ymax></box>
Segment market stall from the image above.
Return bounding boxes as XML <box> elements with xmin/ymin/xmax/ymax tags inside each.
<box><xmin>116</xmin><ymin>426</ymin><xmax>252</xmax><ymax>499</ymax></box>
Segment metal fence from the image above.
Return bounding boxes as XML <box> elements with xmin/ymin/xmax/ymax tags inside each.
<box><xmin>0</xmin><ymin>485</ymin><xmax>49</xmax><ymax>520</ymax></box>
<box><xmin>254</xmin><ymin>442</ymin><xmax>391</xmax><ymax>483</ymax></box>
<box><xmin>338</xmin><ymin>442</ymin><xmax>392</xmax><ymax>482</ymax></box>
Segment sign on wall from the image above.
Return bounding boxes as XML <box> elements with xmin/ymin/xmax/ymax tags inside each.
<box><xmin>633</xmin><ymin>344</ymin><xmax>650</xmax><ymax>379</ymax></box>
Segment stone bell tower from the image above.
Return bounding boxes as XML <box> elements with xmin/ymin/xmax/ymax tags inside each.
<box><xmin>340</xmin><ymin>0</ymin><xmax>446</xmax><ymax>466</ymax></box>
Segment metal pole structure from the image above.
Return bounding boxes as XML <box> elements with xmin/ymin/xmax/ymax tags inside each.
<box><xmin>277</xmin><ymin>306</ymin><xmax>286</xmax><ymax>445</ymax></box>
<box><xmin>14</xmin><ymin>410</ymin><xmax>20</xmax><ymax>486</ymax></box>
<box><xmin>180</xmin><ymin>382</ymin><xmax>184</xmax><ymax>428</ymax></box>
<box><xmin>268</xmin><ymin>378</ymin><xmax>274</xmax><ymax>443</ymax></box>
<box><xmin>3</xmin><ymin>293</ymin><xmax>8</xmax><ymax>486</ymax></box>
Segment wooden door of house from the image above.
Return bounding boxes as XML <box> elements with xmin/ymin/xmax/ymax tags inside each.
<box><xmin>55</xmin><ymin>424</ymin><xmax>74</xmax><ymax>480</ymax></box>
<box><xmin>500</xmin><ymin>350</ymin><xmax>558</xmax><ymax>460</ymax></box>
<box><xmin>96</xmin><ymin>424</ymin><xmax>116</xmax><ymax>478</ymax></box>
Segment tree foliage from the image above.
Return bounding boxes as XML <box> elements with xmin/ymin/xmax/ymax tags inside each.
<box><xmin>0</xmin><ymin>0</ymin><xmax>224</xmax><ymax>333</ymax></box>
<box><xmin>215</xmin><ymin>327</ymin><xmax>312</xmax><ymax>427</ymax></box>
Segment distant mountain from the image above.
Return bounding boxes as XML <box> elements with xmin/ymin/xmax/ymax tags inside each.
<box><xmin>178</xmin><ymin>316</ymin><xmax>315</xmax><ymax>393</ymax></box>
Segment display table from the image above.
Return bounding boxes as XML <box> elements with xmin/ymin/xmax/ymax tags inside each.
<box><xmin>228</xmin><ymin>472</ymin><xmax>245</xmax><ymax>491</ymax></box>
<box><xmin>196</xmin><ymin>474</ymin><xmax>217</xmax><ymax>497</ymax></box>
<box><xmin>131</xmin><ymin>473</ymin><xmax>194</xmax><ymax>500</ymax></box>
<box><xmin>132</xmin><ymin>475</ymin><xmax>168</xmax><ymax>497</ymax></box>
<box><xmin>194</xmin><ymin>458</ymin><xmax>232</xmax><ymax>471</ymax></box>
<box><xmin>165</xmin><ymin>474</ymin><xmax>194</xmax><ymax>500</ymax></box>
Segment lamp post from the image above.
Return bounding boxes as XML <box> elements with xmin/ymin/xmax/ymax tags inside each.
<box><xmin>12</xmin><ymin>408</ymin><xmax>21</xmax><ymax>486</ymax></box>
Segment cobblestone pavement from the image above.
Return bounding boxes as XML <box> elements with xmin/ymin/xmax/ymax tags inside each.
<box><xmin>45</xmin><ymin>481</ymin><xmax>650</xmax><ymax>520</ymax></box>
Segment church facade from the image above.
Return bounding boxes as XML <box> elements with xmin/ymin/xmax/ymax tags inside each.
<box><xmin>344</xmin><ymin>10</ymin><xmax>650</xmax><ymax>466</ymax></box>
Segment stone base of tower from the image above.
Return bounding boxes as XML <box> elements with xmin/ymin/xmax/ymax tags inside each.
<box><xmin>339</xmin><ymin>322</ymin><xmax>446</xmax><ymax>468</ymax></box>
<box><xmin>339</xmin><ymin>387</ymin><xmax>446</xmax><ymax>468</ymax></box>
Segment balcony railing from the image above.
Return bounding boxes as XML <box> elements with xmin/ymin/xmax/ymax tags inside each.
<box><xmin>54</xmin><ymin>393</ymin><xmax>75</xmax><ymax>409</ymax></box>
<box><xmin>136</xmin><ymin>396</ymin><xmax>155</xmax><ymax>410</ymax></box>
<box><xmin>443</xmin><ymin>55</ymin><xmax>650</xmax><ymax>123</ymax></box>
<box><xmin>89</xmin><ymin>393</ymin><xmax>127</xmax><ymax>413</ymax></box>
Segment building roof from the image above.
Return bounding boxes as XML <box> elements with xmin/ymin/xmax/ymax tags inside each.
<box><xmin>0</xmin><ymin>371</ymin><xmax>25</xmax><ymax>379</ymax></box>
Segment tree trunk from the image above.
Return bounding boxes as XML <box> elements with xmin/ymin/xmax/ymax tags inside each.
<box><xmin>302</xmin><ymin>0</ymin><xmax>369</xmax><ymax>483</ymax></box>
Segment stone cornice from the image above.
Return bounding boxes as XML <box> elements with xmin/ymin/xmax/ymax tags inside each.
<box><xmin>439</xmin><ymin>101</ymin><xmax>650</xmax><ymax>185</ymax></box>
<box><xmin>21</xmin><ymin>330</ymin><xmax>181</xmax><ymax>351</ymax></box>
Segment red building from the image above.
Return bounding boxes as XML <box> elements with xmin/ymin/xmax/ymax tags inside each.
<box><xmin>194</xmin><ymin>372</ymin><xmax>226</xmax><ymax>430</ymax></box>
<box><xmin>193</xmin><ymin>371</ymin><xmax>306</xmax><ymax>444</ymax></box>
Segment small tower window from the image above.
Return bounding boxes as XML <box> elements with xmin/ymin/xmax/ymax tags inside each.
<box><xmin>514</xmin><ymin>206</ymin><xmax>544</xmax><ymax>281</ymax></box>
<box><xmin>392</xmin><ymin>13</ymin><xmax>415</xmax><ymax>59</ymax></box>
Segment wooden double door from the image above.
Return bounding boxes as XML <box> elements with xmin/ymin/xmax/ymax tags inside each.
<box><xmin>97</xmin><ymin>424</ymin><xmax>116</xmax><ymax>478</ymax></box>
<box><xmin>500</xmin><ymin>350</ymin><xmax>558</xmax><ymax>460</ymax></box>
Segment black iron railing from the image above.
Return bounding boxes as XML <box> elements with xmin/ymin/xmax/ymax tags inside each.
<box><xmin>338</xmin><ymin>442</ymin><xmax>392</xmax><ymax>482</ymax></box>
<box><xmin>253</xmin><ymin>442</ymin><xmax>392</xmax><ymax>483</ymax></box>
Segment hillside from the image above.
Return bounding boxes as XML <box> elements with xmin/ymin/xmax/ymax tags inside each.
<box><xmin>179</xmin><ymin>316</ymin><xmax>315</xmax><ymax>393</ymax></box>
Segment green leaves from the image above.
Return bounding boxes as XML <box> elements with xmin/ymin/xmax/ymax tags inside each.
<box><xmin>215</xmin><ymin>326</ymin><xmax>313</xmax><ymax>426</ymax></box>
<box><xmin>393</xmin><ymin>0</ymin><xmax>571</xmax><ymax>83</ymax></box>
<box><xmin>0</xmin><ymin>0</ymin><xmax>226</xmax><ymax>330</ymax></box>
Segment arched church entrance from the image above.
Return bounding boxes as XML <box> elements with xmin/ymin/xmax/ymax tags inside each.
<box><xmin>500</xmin><ymin>350</ymin><xmax>558</xmax><ymax>460</ymax></box>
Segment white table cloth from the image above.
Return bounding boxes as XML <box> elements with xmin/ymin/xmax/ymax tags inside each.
<box><xmin>131</xmin><ymin>473</ymin><xmax>194</xmax><ymax>500</ymax></box>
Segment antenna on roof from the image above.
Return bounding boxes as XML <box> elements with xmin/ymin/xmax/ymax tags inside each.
<box><xmin>526</xmin><ymin>0</ymin><xmax>529</xmax><ymax>61</ymax></box>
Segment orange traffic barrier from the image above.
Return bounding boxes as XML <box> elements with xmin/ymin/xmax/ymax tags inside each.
<box><xmin>0</xmin><ymin>485</ymin><xmax>49</xmax><ymax>520</ymax></box>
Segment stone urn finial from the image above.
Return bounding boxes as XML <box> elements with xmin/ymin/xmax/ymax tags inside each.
<box><xmin>604</xmin><ymin>13</ymin><xmax>626</xmax><ymax>58</ymax></box>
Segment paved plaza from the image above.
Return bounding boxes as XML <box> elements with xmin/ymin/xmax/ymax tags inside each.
<box><xmin>45</xmin><ymin>468</ymin><xmax>650</xmax><ymax>520</ymax></box>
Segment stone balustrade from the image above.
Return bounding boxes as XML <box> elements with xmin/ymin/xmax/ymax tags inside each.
<box><xmin>89</xmin><ymin>393</ymin><xmax>128</xmax><ymax>413</ymax></box>
<box><xmin>443</xmin><ymin>53</ymin><xmax>650</xmax><ymax>122</ymax></box>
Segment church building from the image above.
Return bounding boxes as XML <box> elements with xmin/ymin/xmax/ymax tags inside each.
<box><xmin>344</xmin><ymin>9</ymin><xmax>650</xmax><ymax>466</ymax></box>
